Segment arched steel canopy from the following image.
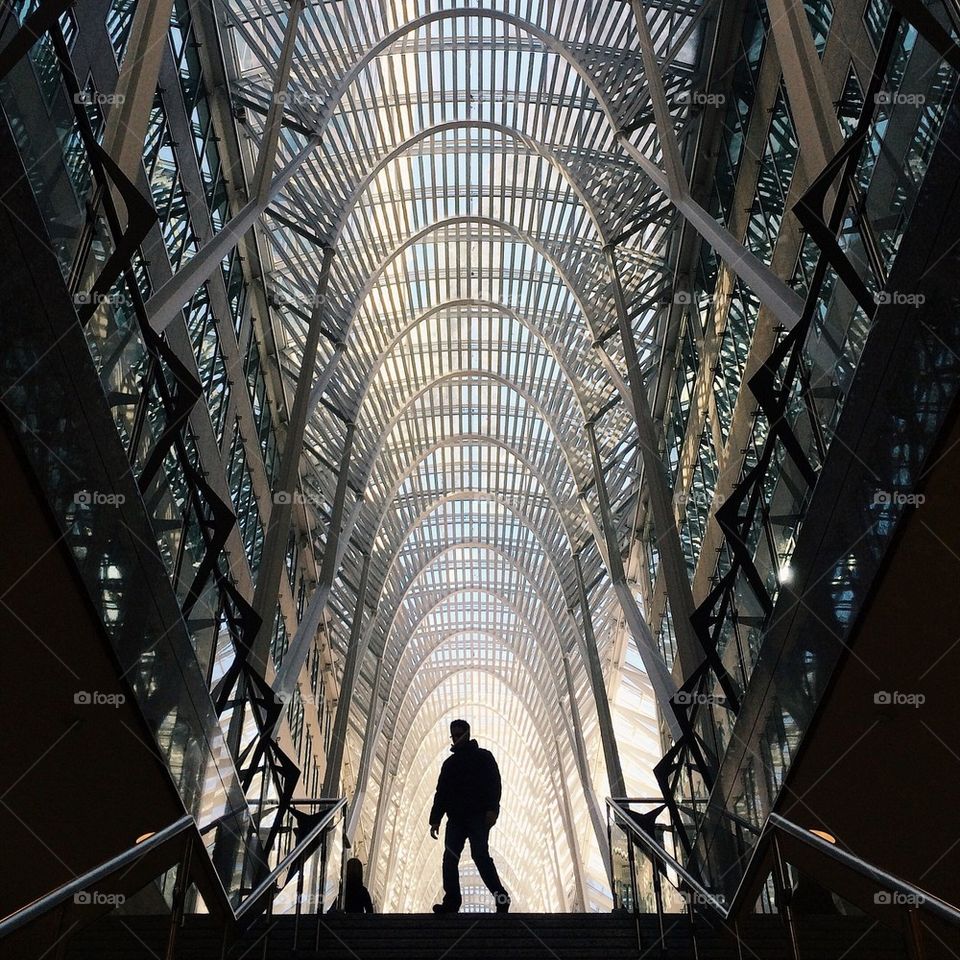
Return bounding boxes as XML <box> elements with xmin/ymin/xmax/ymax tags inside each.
<box><xmin>217</xmin><ymin>0</ymin><xmax>720</xmax><ymax>911</ymax></box>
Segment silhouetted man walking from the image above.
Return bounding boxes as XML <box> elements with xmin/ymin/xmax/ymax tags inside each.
<box><xmin>428</xmin><ymin>719</ymin><xmax>511</xmax><ymax>913</ymax></box>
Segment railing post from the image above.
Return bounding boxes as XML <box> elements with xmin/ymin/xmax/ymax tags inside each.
<box><xmin>314</xmin><ymin>828</ymin><xmax>328</xmax><ymax>951</ymax></box>
<box><xmin>261</xmin><ymin>887</ymin><xmax>275</xmax><ymax>960</ymax></box>
<box><xmin>625</xmin><ymin>818</ymin><xmax>639</xmax><ymax>914</ymax></box>
<box><xmin>687</xmin><ymin>892</ymin><xmax>701</xmax><ymax>960</ymax></box>
<box><xmin>905</xmin><ymin>906</ymin><xmax>926</xmax><ymax>960</ymax></box>
<box><xmin>165</xmin><ymin>834</ymin><xmax>194</xmax><ymax>960</ymax></box>
<box><xmin>607</xmin><ymin>810</ymin><xmax>615</xmax><ymax>909</ymax></box>
<box><xmin>652</xmin><ymin>858</ymin><xmax>665</xmax><ymax>955</ymax></box>
<box><xmin>339</xmin><ymin>810</ymin><xmax>349</xmax><ymax>911</ymax></box>
<box><xmin>771</xmin><ymin>835</ymin><xmax>801</xmax><ymax>960</ymax></box>
<box><xmin>293</xmin><ymin>863</ymin><xmax>304</xmax><ymax>951</ymax></box>
<box><xmin>51</xmin><ymin>902</ymin><xmax>70</xmax><ymax>960</ymax></box>
<box><xmin>622</xmin><ymin>815</ymin><xmax>645</xmax><ymax>958</ymax></box>
<box><xmin>318</xmin><ymin>828</ymin><xmax>330</xmax><ymax>915</ymax></box>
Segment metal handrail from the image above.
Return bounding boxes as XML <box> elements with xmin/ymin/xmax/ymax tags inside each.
<box><xmin>768</xmin><ymin>814</ymin><xmax>960</xmax><ymax>928</ymax></box>
<box><xmin>608</xmin><ymin>797</ymin><xmax>960</xmax><ymax>930</ymax></box>
<box><xmin>235</xmin><ymin>797</ymin><xmax>346</xmax><ymax>919</ymax></box>
<box><xmin>0</xmin><ymin>797</ymin><xmax>347</xmax><ymax>941</ymax></box>
<box><xmin>607</xmin><ymin>798</ymin><xmax>728</xmax><ymax>913</ymax></box>
<box><xmin>616</xmin><ymin>797</ymin><xmax>762</xmax><ymax>837</ymax></box>
<box><xmin>0</xmin><ymin>815</ymin><xmax>195</xmax><ymax>937</ymax></box>
<box><xmin>676</xmin><ymin>801</ymin><xmax>762</xmax><ymax>838</ymax></box>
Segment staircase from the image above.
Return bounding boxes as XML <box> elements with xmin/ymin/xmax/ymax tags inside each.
<box><xmin>61</xmin><ymin>911</ymin><xmax>915</xmax><ymax>959</ymax></box>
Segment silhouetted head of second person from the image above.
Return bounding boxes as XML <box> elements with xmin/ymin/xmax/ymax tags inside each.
<box><xmin>345</xmin><ymin>857</ymin><xmax>364</xmax><ymax>888</ymax></box>
<box><xmin>449</xmin><ymin>719</ymin><xmax>470</xmax><ymax>747</ymax></box>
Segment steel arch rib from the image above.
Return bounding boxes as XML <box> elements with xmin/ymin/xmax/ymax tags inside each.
<box><xmin>357</xmin><ymin>588</ymin><xmax>585</xmax><ymax>820</ymax></box>
<box><xmin>344</xmin><ymin>298</ymin><xmax>595</xmax><ymax>424</ymax></box>
<box><xmin>372</xmin><ymin>491</ymin><xmax>578</xmax><ymax>605</ymax></box>
<box><xmin>370</xmin><ymin>543</ymin><xmax>575</xmax><ymax>662</ymax></box>
<box><xmin>330</xmin><ymin>119</ymin><xmax>613</xmax><ymax>246</ymax></box>
<box><xmin>147</xmin><ymin>6</ymin><xmax>800</xmax><ymax>333</ymax></box>
<box><xmin>333</xmin><ymin>214</ymin><xmax>609</xmax><ymax>349</ymax></box>
<box><xmin>374</xmin><ymin>691</ymin><xmax>580</xmax><ymax>905</ymax></box>
<box><xmin>301</xmin><ymin>7</ymin><xmax>801</xmax><ymax>327</ymax></box>
<box><xmin>354</xmin><ymin>371</ymin><xmax>592</xmax><ymax>506</ymax></box>
<box><xmin>361</xmin><ymin>434</ymin><xmax>583</xmax><ymax>553</ymax></box>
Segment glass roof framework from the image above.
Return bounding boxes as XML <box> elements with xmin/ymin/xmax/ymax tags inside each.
<box><xmin>223</xmin><ymin>0</ymin><xmax>708</xmax><ymax>910</ymax></box>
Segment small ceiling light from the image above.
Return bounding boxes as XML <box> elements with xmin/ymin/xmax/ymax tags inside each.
<box><xmin>809</xmin><ymin>828</ymin><xmax>837</xmax><ymax>844</ymax></box>
<box><xmin>135</xmin><ymin>832</ymin><xmax>155</xmax><ymax>844</ymax></box>
<box><xmin>778</xmin><ymin>563</ymin><xmax>794</xmax><ymax>585</ymax></box>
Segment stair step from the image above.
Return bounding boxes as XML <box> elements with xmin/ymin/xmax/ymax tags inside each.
<box><xmin>57</xmin><ymin>912</ymin><xmax>917</xmax><ymax>960</ymax></box>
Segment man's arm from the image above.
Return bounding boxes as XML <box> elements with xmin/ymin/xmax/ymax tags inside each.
<box><xmin>484</xmin><ymin>751</ymin><xmax>502</xmax><ymax>826</ymax></box>
<box><xmin>428</xmin><ymin>760</ymin><xmax>449</xmax><ymax>836</ymax></box>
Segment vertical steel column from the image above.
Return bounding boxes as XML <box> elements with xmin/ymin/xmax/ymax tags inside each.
<box><xmin>604</xmin><ymin>246</ymin><xmax>703</xmax><ymax>683</ymax></box>
<box><xmin>309</xmin><ymin>341</ymin><xmax>347</xmax><ymax>414</ymax></box>
<box><xmin>561</xmin><ymin>651</ymin><xmax>613</xmax><ymax>881</ymax></box>
<box><xmin>250</xmin><ymin>248</ymin><xmax>335</xmax><ymax>676</ymax></box>
<box><xmin>344</xmin><ymin>655</ymin><xmax>386</xmax><ymax>840</ymax></box>
<box><xmin>366</xmin><ymin>741</ymin><xmax>396</xmax><ymax>890</ymax></box>
<box><xmin>554</xmin><ymin>739</ymin><xmax>590</xmax><ymax>911</ymax></box>
<box><xmin>572</xmin><ymin>553</ymin><xmax>626</xmax><ymax>799</ymax></box>
<box><xmin>271</xmin><ymin>493</ymin><xmax>360</xmax><ymax>729</ymax></box>
<box><xmin>250</xmin><ymin>0</ymin><xmax>306</xmax><ymax>202</ymax></box>
<box><xmin>102</xmin><ymin>0</ymin><xmax>177</xmax><ymax>190</ymax></box>
<box><xmin>585</xmin><ymin>421</ymin><xmax>682</xmax><ymax>741</ymax></box>
<box><xmin>321</xmin><ymin>551</ymin><xmax>371</xmax><ymax>796</ymax></box>
<box><xmin>144</xmin><ymin>0</ymin><xmax>314</xmax><ymax>333</ymax></box>
<box><xmin>763</xmin><ymin>0</ymin><xmax>843</xmax><ymax>179</ymax></box>
<box><xmin>627</xmin><ymin>0</ymin><xmax>687</xmax><ymax>197</ymax></box>
<box><xmin>621</xmin><ymin>1</ymin><xmax>804</xmax><ymax>331</ymax></box>
<box><xmin>272</xmin><ymin>421</ymin><xmax>356</xmax><ymax>706</ymax></box>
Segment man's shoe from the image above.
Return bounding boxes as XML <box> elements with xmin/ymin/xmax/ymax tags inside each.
<box><xmin>433</xmin><ymin>903</ymin><xmax>459</xmax><ymax>913</ymax></box>
<box><xmin>494</xmin><ymin>893</ymin><xmax>511</xmax><ymax>913</ymax></box>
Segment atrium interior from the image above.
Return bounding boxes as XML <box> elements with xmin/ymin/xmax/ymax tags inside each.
<box><xmin>1</xmin><ymin>0</ymin><xmax>959</xmax><ymax>957</ymax></box>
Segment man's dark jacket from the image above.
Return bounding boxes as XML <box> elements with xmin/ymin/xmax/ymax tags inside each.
<box><xmin>429</xmin><ymin>739</ymin><xmax>501</xmax><ymax>825</ymax></box>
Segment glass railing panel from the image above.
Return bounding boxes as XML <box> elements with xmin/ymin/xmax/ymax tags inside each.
<box><xmin>609</xmin><ymin>817</ymin><xmax>635</xmax><ymax>912</ymax></box>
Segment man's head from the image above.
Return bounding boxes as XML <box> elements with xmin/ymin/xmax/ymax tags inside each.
<box><xmin>449</xmin><ymin>719</ymin><xmax>470</xmax><ymax>744</ymax></box>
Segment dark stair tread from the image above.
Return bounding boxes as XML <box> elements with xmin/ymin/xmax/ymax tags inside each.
<box><xmin>60</xmin><ymin>912</ymin><xmax>915</xmax><ymax>960</ymax></box>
